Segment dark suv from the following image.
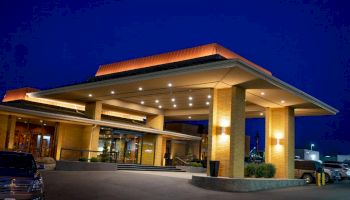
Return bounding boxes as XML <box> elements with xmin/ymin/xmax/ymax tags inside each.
<box><xmin>0</xmin><ymin>151</ymin><xmax>45</xmax><ymax>200</ymax></box>
<box><xmin>294</xmin><ymin>160</ymin><xmax>340</xmax><ymax>184</ymax></box>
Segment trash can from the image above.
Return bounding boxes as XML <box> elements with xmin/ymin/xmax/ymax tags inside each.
<box><xmin>209</xmin><ymin>160</ymin><xmax>220</xmax><ymax>177</ymax></box>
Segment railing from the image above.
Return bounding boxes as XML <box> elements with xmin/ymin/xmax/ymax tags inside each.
<box><xmin>174</xmin><ymin>157</ymin><xmax>190</xmax><ymax>166</ymax></box>
<box><xmin>59</xmin><ymin>148</ymin><xmax>118</xmax><ymax>163</ymax></box>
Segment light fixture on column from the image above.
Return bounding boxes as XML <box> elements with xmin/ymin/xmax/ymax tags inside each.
<box><xmin>275</xmin><ymin>131</ymin><xmax>283</xmax><ymax>147</ymax></box>
<box><xmin>219</xmin><ymin>118</ymin><xmax>230</xmax><ymax>143</ymax></box>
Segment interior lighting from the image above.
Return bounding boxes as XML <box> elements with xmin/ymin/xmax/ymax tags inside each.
<box><xmin>168</xmin><ymin>83</ymin><xmax>172</xmax><ymax>87</ymax></box>
<box><xmin>188</xmin><ymin>96</ymin><xmax>193</xmax><ymax>100</ymax></box>
<box><xmin>110</xmin><ymin>90</ymin><xmax>115</xmax><ymax>94</ymax></box>
<box><xmin>88</xmin><ymin>94</ymin><xmax>92</xmax><ymax>97</ymax></box>
<box><xmin>155</xmin><ymin>99</ymin><xmax>159</xmax><ymax>103</ymax></box>
<box><xmin>173</xmin><ymin>104</ymin><xmax>177</xmax><ymax>108</ymax></box>
<box><xmin>138</xmin><ymin>87</ymin><xmax>143</xmax><ymax>91</ymax></box>
<box><xmin>189</xmin><ymin>103</ymin><xmax>193</xmax><ymax>107</ymax></box>
<box><xmin>171</xmin><ymin>98</ymin><xmax>175</xmax><ymax>102</ymax></box>
<box><xmin>140</xmin><ymin>101</ymin><xmax>145</xmax><ymax>105</ymax></box>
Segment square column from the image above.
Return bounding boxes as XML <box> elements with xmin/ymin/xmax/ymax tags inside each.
<box><xmin>208</xmin><ymin>86</ymin><xmax>246</xmax><ymax>178</ymax></box>
<box><xmin>265</xmin><ymin>107</ymin><xmax>295</xmax><ymax>178</ymax></box>
<box><xmin>146</xmin><ymin>115</ymin><xmax>165</xmax><ymax>166</ymax></box>
<box><xmin>85</xmin><ymin>101</ymin><xmax>102</xmax><ymax>157</ymax></box>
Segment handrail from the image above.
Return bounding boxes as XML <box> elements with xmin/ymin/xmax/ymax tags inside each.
<box><xmin>174</xmin><ymin>157</ymin><xmax>190</xmax><ymax>166</ymax></box>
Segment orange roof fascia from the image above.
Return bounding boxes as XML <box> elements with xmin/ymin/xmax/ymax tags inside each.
<box><xmin>95</xmin><ymin>43</ymin><xmax>272</xmax><ymax>76</ymax></box>
<box><xmin>2</xmin><ymin>87</ymin><xmax>39</xmax><ymax>102</ymax></box>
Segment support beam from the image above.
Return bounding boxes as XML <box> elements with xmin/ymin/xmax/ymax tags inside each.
<box><xmin>265</xmin><ymin>107</ymin><xmax>295</xmax><ymax>178</ymax></box>
<box><xmin>207</xmin><ymin>86</ymin><xmax>246</xmax><ymax>178</ymax></box>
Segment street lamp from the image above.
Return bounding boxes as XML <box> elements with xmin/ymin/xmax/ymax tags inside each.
<box><xmin>310</xmin><ymin>143</ymin><xmax>315</xmax><ymax>151</ymax></box>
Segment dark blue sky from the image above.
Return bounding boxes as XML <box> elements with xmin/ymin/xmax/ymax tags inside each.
<box><xmin>1</xmin><ymin>0</ymin><xmax>349</xmax><ymax>155</ymax></box>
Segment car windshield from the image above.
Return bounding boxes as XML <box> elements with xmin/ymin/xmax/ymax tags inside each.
<box><xmin>0</xmin><ymin>153</ymin><xmax>36</xmax><ymax>177</ymax></box>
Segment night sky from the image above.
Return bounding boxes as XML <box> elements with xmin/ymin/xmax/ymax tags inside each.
<box><xmin>0</xmin><ymin>0</ymin><xmax>349</xmax><ymax>155</ymax></box>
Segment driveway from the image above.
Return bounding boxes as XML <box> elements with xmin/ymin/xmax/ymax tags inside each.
<box><xmin>42</xmin><ymin>171</ymin><xmax>350</xmax><ymax>200</ymax></box>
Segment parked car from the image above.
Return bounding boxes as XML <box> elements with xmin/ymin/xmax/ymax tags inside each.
<box><xmin>294</xmin><ymin>160</ymin><xmax>339</xmax><ymax>184</ymax></box>
<box><xmin>0</xmin><ymin>151</ymin><xmax>45</xmax><ymax>200</ymax></box>
<box><xmin>323</xmin><ymin>162</ymin><xmax>350</xmax><ymax>180</ymax></box>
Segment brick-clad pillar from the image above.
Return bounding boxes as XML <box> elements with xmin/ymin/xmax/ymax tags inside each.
<box><xmin>265</xmin><ymin>107</ymin><xmax>295</xmax><ymax>178</ymax></box>
<box><xmin>85</xmin><ymin>101</ymin><xmax>102</xmax><ymax>158</ymax></box>
<box><xmin>146</xmin><ymin>115</ymin><xmax>165</xmax><ymax>166</ymax></box>
<box><xmin>207</xmin><ymin>86</ymin><xmax>246</xmax><ymax>177</ymax></box>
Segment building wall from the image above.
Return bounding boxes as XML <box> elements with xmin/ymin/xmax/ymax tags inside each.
<box><xmin>56</xmin><ymin>123</ymin><xmax>93</xmax><ymax>160</ymax></box>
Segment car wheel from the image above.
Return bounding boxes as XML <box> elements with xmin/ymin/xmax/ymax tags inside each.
<box><xmin>302</xmin><ymin>174</ymin><xmax>313</xmax><ymax>184</ymax></box>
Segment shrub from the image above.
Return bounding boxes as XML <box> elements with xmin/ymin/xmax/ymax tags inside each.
<box><xmin>190</xmin><ymin>162</ymin><xmax>203</xmax><ymax>167</ymax></box>
<box><xmin>255</xmin><ymin>164</ymin><xmax>266</xmax><ymax>178</ymax></box>
<box><xmin>90</xmin><ymin>157</ymin><xmax>99</xmax><ymax>162</ymax></box>
<box><xmin>244</xmin><ymin>163</ymin><xmax>257</xmax><ymax>177</ymax></box>
<box><xmin>78</xmin><ymin>157</ymin><xmax>88</xmax><ymax>162</ymax></box>
<box><xmin>264</xmin><ymin>163</ymin><xmax>276</xmax><ymax>178</ymax></box>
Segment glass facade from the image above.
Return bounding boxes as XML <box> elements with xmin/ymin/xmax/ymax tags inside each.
<box><xmin>98</xmin><ymin>127</ymin><xmax>144</xmax><ymax>164</ymax></box>
<box><xmin>13</xmin><ymin>122</ymin><xmax>55</xmax><ymax>158</ymax></box>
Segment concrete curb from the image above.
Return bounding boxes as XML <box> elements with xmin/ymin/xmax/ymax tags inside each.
<box><xmin>191</xmin><ymin>175</ymin><xmax>306</xmax><ymax>192</ymax></box>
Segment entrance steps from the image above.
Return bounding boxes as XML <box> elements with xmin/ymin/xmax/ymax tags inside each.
<box><xmin>117</xmin><ymin>164</ymin><xmax>185</xmax><ymax>172</ymax></box>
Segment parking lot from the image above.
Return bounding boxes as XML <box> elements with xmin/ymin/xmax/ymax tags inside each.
<box><xmin>42</xmin><ymin>171</ymin><xmax>350</xmax><ymax>200</ymax></box>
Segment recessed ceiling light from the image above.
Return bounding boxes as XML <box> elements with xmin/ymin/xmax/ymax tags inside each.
<box><xmin>40</xmin><ymin>120</ymin><xmax>43</xmax><ymax>123</ymax></box>
<box><xmin>110</xmin><ymin>90</ymin><xmax>115</xmax><ymax>94</ymax></box>
<box><xmin>88</xmin><ymin>94</ymin><xmax>93</xmax><ymax>97</ymax></box>
<box><xmin>207</xmin><ymin>95</ymin><xmax>211</xmax><ymax>99</ymax></box>
<box><xmin>281</xmin><ymin>100</ymin><xmax>285</xmax><ymax>104</ymax></box>
<box><xmin>260</xmin><ymin>92</ymin><xmax>265</xmax><ymax>95</ymax></box>
<box><xmin>43</xmin><ymin>123</ymin><xmax>47</xmax><ymax>126</ymax></box>
<box><xmin>171</xmin><ymin>98</ymin><xmax>175</xmax><ymax>102</ymax></box>
<box><xmin>173</xmin><ymin>104</ymin><xmax>177</xmax><ymax>108</ymax></box>
<box><xmin>189</xmin><ymin>103</ymin><xmax>193</xmax><ymax>107</ymax></box>
<box><xmin>168</xmin><ymin>83</ymin><xmax>172</xmax><ymax>87</ymax></box>
<box><xmin>260</xmin><ymin>112</ymin><xmax>264</xmax><ymax>116</ymax></box>
<box><xmin>188</xmin><ymin>116</ymin><xmax>192</xmax><ymax>119</ymax></box>
<box><xmin>206</xmin><ymin>101</ymin><xmax>210</xmax><ymax>105</ymax></box>
<box><xmin>138</xmin><ymin>87</ymin><xmax>143</xmax><ymax>91</ymax></box>
<box><xmin>155</xmin><ymin>99</ymin><xmax>159</xmax><ymax>103</ymax></box>
<box><xmin>140</xmin><ymin>101</ymin><xmax>145</xmax><ymax>105</ymax></box>
<box><xmin>188</xmin><ymin>96</ymin><xmax>193</xmax><ymax>100</ymax></box>
<box><xmin>158</xmin><ymin>105</ymin><xmax>162</xmax><ymax>109</ymax></box>
<box><xmin>18</xmin><ymin>117</ymin><xmax>22</xmax><ymax>120</ymax></box>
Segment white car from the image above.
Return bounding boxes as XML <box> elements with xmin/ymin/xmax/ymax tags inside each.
<box><xmin>324</xmin><ymin>162</ymin><xmax>350</xmax><ymax>180</ymax></box>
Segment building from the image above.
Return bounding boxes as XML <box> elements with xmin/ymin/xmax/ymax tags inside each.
<box><xmin>0</xmin><ymin>43</ymin><xmax>338</xmax><ymax>178</ymax></box>
<box><xmin>295</xmin><ymin>149</ymin><xmax>320</xmax><ymax>161</ymax></box>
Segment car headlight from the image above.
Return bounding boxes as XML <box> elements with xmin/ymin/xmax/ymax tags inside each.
<box><xmin>31</xmin><ymin>178</ymin><xmax>43</xmax><ymax>192</ymax></box>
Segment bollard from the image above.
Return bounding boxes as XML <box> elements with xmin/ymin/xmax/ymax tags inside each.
<box><xmin>322</xmin><ymin>172</ymin><xmax>326</xmax><ymax>186</ymax></box>
<box><xmin>316</xmin><ymin>172</ymin><xmax>321</xmax><ymax>187</ymax></box>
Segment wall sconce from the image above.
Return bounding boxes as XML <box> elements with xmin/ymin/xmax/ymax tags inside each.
<box><xmin>218</xmin><ymin>118</ymin><xmax>230</xmax><ymax>143</ymax></box>
<box><xmin>274</xmin><ymin>131</ymin><xmax>283</xmax><ymax>146</ymax></box>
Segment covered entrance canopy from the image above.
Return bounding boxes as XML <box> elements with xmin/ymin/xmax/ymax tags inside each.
<box><xmin>2</xmin><ymin>43</ymin><xmax>338</xmax><ymax>178</ymax></box>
